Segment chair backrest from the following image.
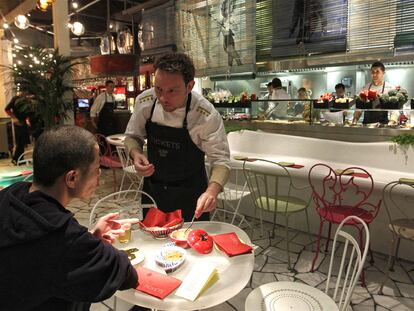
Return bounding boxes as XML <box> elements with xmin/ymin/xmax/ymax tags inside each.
<box><xmin>17</xmin><ymin>150</ymin><xmax>33</xmax><ymax>166</ymax></box>
<box><xmin>116</xmin><ymin>146</ymin><xmax>134</xmax><ymax>170</ymax></box>
<box><xmin>88</xmin><ymin>189</ymin><xmax>157</xmax><ymax>230</ymax></box>
<box><xmin>308</xmin><ymin>163</ymin><xmax>379</xmax><ymax>215</ymax></box>
<box><xmin>382</xmin><ymin>180</ymin><xmax>414</xmax><ymax>240</ymax></box>
<box><xmin>242</xmin><ymin>158</ymin><xmax>300</xmax><ymax>213</ymax></box>
<box><xmin>325</xmin><ymin>215</ymin><xmax>370</xmax><ymax>311</ymax></box>
<box><xmin>95</xmin><ymin>133</ymin><xmax>121</xmax><ymax>168</ymax></box>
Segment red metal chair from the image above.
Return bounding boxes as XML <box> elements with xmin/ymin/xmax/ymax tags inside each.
<box><xmin>95</xmin><ymin>134</ymin><xmax>122</xmax><ymax>192</ymax></box>
<box><xmin>308</xmin><ymin>163</ymin><xmax>381</xmax><ymax>285</ymax></box>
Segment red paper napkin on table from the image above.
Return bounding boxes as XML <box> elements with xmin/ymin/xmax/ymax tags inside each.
<box><xmin>352</xmin><ymin>172</ymin><xmax>370</xmax><ymax>178</ymax></box>
<box><xmin>290</xmin><ymin>164</ymin><xmax>304</xmax><ymax>169</ymax></box>
<box><xmin>212</xmin><ymin>232</ymin><xmax>253</xmax><ymax>257</ymax></box>
<box><xmin>20</xmin><ymin>170</ymin><xmax>33</xmax><ymax>176</ymax></box>
<box><xmin>140</xmin><ymin>208</ymin><xmax>182</xmax><ymax>228</ymax></box>
<box><xmin>136</xmin><ymin>267</ymin><xmax>182</xmax><ymax>299</ymax></box>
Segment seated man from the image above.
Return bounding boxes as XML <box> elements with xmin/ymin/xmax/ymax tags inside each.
<box><xmin>0</xmin><ymin>125</ymin><xmax>139</xmax><ymax>311</ymax></box>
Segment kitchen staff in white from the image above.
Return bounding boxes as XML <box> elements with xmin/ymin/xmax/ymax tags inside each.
<box><xmin>353</xmin><ymin>62</ymin><xmax>395</xmax><ymax>125</ymax></box>
<box><xmin>90</xmin><ymin>80</ymin><xmax>116</xmax><ymax>136</ymax></box>
<box><xmin>267</xmin><ymin>77</ymin><xmax>291</xmax><ymax>119</ymax></box>
<box><xmin>124</xmin><ymin>52</ymin><xmax>230</xmax><ymax>221</ymax></box>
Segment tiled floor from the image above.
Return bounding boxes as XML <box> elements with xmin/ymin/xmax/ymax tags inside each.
<box><xmin>1</xmin><ymin>158</ymin><xmax>414</xmax><ymax>310</ymax></box>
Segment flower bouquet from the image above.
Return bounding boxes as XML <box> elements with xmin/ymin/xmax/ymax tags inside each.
<box><xmin>378</xmin><ymin>87</ymin><xmax>408</xmax><ymax>109</ymax></box>
<box><xmin>313</xmin><ymin>93</ymin><xmax>332</xmax><ymax>109</ymax></box>
<box><xmin>355</xmin><ymin>89</ymin><xmax>378</xmax><ymax>109</ymax></box>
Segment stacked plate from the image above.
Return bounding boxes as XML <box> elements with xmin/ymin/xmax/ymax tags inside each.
<box><xmin>155</xmin><ymin>243</ymin><xmax>186</xmax><ymax>273</ymax></box>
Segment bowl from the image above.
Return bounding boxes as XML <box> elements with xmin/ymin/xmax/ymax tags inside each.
<box><xmin>169</xmin><ymin>228</ymin><xmax>193</xmax><ymax>248</ymax></box>
<box><xmin>155</xmin><ymin>243</ymin><xmax>186</xmax><ymax>273</ymax></box>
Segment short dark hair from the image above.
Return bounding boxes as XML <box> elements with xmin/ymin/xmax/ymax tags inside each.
<box><xmin>33</xmin><ymin>126</ymin><xmax>97</xmax><ymax>187</ymax></box>
<box><xmin>154</xmin><ymin>52</ymin><xmax>195</xmax><ymax>85</ymax></box>
<box><xmin>371</xmin><ymin>61</ymin><xmax>385</xmax><ymax>72</ymax></box>
<box><xmin>105</xmin><ymin>80</ymin><xmax>114</xmax><ymax>86</ymax></box>
<box><xmin>335</xmin><ymin>83</ymin><xmax>345</xmax><ymax>90</ymax></box>
<box><xmin>267</xmin><ymin>82</ymin><xmax>272</xmax><ymax>87</ymax></box>
<box><xmin>271</xmin><ymin>78</ymin><xmax>282</xmax><ymax>88</ymax></box>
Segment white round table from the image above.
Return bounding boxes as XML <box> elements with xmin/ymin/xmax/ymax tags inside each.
<box><xmin>106</xmin><ymin>134</ymin><xmax>126</xmax><ymax>146</ymax></box>
<box><xmin>115</xmin><ymin>221</ymin><xmax>254</xmax><ymax>311</ymax></box>
<box><xmin>245</xmin><ymin>281</ymin><xmax>339</xmax><ymax>311</ymax></box>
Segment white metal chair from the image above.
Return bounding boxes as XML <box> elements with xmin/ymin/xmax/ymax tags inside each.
<box><xmin>242</xmin><ymin>158</ymin><xmax>311</xmax><ymax>269</ymax></box>
<box><xmin>379</xmin><ymin>179</ymin><xmax>414</xmax><ymax>294</ymax></box>
<box><xmin>88</xmin><ymin>189</ymin><xmax>157</xmax><ymax>230</ymax></box>
<box><xmin>16</xmin><ymin>149</ymin><xmax>33</xmax><ymax>166</ymax></box>
<box><xmin>116</xmin><ymin>146</ymin><xmax>143</xmax><ymax>192</ymax></box>
<box><xmin>209</xmin><ymin>162</ymin><xmax>252</xmax><ymax>228</ymax></box>
<box><xmin>245</xmin><ymin>215</ymin><xmax>370</xmax><ymax>311</ymax></box>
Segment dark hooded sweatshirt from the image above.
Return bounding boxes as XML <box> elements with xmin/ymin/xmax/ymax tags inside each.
<box><xmin>0</xmin><ymin>182</ymin><xmax>138</xmax><ymax>311</ymax></box>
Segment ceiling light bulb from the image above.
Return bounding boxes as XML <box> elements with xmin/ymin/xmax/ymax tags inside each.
<box><xmin>3</xmin><ymin>23</ymin><xmax>9</xmax><ymax>29</ymax></box>
<box><xmin>71</xmin><ymin>21</ymin><xmax>85</xmax><ymax>36</ymax></box>
<box><xmin>109</xmin><ymin>23</ymin><xmax>113</xmax><ymax>29</ymax></box>
<box><xmin>13</xmin><ymin>38</ymin><xmax>19</xmax><ymax>44</ymax></box>
<box><xmin>37</xmin><ymin>0</ymin><xmax>49</xmax><ymax>11</ymax></box>
<box><xmin>72</xmin><ymin>2</ymin><xmax>79</xmax><ymax>9</ymax></box>
<box><xmin>15</xmin><ymin>15</ymin><xmax>30</xmax><ymax>29</ymax></box>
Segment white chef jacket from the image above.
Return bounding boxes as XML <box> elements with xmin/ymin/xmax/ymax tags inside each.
<box><xmin>125</xmin><ymin>89</ymin><xmax>230</xmax><ymax>172</ymax></box>
<box><xmin>268</xmin><ymin>88</ymin><xmax>291</xmax><ymax>118</ymax></box>
<box><xmin>90</xmin><ymin>92</ymin><xmax>115</xmax><ymax>117</ymax></box>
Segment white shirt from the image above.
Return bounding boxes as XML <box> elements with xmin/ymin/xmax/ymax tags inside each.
<box><xmin>125</xmin><ymin>89</ymin><xmax>230</xmax><ymax>169</ymax></box>
<box><xmin>90</xmin><ymin>92</ymin><xmax>115</xmax><ymax>117</ymax></box>
<box><xmin>268</xmin><ymin>88</ymin><xmax>291</xmax><ymax>118</ymax></box>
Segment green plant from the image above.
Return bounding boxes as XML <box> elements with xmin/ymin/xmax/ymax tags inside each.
<box><xmin>390</xmin><ymin>134</ymin><xmax>414</xmax><ymax>146</ymax></box>
<box><xmin>6</xmin><ymin>46</ymin><xmax>84</xmax><ymax>129</ymax></box>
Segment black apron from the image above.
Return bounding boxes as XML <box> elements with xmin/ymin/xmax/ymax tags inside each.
<box><xmin>143</xmin><ymin>94</ymin><xmax>209</xmax><ymax>222</ymax></box>
<box><xmin>97</xmin><ymin>93</ymin><xmax>116</xmax><ymax>136</ymax></box>
<box><xmin>363</xmin><ymin>82</ymin><xmax>388</xmax><ymax>124</ymax></box>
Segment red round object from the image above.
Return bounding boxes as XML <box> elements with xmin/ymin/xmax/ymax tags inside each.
<box><xmin>187</xmin><ymin>229</ymin><xmax>213</xmax><ymax>254</ymax></box>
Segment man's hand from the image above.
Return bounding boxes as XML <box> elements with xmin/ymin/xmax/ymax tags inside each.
<box><xmin>195</xmin><ymin>182</ymin><xmax>222</xmax><ymax>218</ymax></box>
<box><xmin>131</xmin><ymin>149</ymin><xmax>155</xmax><ymax>177</ymax></box>
<box><xmin>91</xmin><ymin>212</ymin><xmax>140</xmax><ymax>244</ymax></box>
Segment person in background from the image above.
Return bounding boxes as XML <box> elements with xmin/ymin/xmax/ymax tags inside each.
<box><xmin>266</xmin><ymin>77</ymin><xmax>291</xmax><ymax>119</ymax></box>
<box><xmin>352</xmin><ymin>62</ymin><xmax>395</xmax><ymax>125</ymax></box>
<box><xmin>258</xmin><ymin>82</ymin><xmax>273</xmax><ymax>119</ymax></box>
<box><xmin>5</xmin><ymin>92</ymin><xmax>31</xmax><ymax>165</ymax></box>
<box><xmin>90</xmin><ymin>80</ymin><xmax>117</xmax><ymax>136</ymax></box>
<box><xmin>335</xmin><ymin>83</ymin><xmax>346</xmax><ymax>99</ymax></box>
<box><xmin>294</xmin><ymin>87</ymin><xmax>309</xmax><ymax>116</ymax></box>
<box><xmin>125</xmin><ymin>52</ymin><xmax>230</xmax><ymax>222</ymax></box>
<box><xmin>0</xmin><ymin>125</ymin><xmax>139</xmax><ymax>311</ymax></box>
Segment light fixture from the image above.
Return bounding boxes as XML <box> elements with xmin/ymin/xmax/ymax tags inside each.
<box><xmin>72</xmin><ymin>2</ymin><xmax>79</xmax><ymax>9</ymax></box>
<box><xmin>71</xmin><ymin>21</ymin><xmax>85</xmax><ymax>36</ymax></box>
<box><xmin>13</xmin><ymin>38</ymin><xmax>19</xmax><ymax>44</ymax></box>
<box><xmin>15</xmin><ymin>15</ymin><xmax>30</xmax><ymax>29</ymax></box>
<box><xmin>37</xmin><ymin>0</ymin><xmax>55</xmax><ymax>11</ymax></box>
<box><xmin>2</xmin><ymin>22</ymin><xmax>9</xmax><ymax>29</ymax></box>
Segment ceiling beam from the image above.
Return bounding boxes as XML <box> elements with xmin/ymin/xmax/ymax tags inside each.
<box><xmin>121</xmin><ymin>0</ymin><xmax>171</xmax><ymax>15</ymax></box>
<box><xmin>0</xmin><ymin>0</ymin><xmax>37</xmax><ymax>24</ymax></box>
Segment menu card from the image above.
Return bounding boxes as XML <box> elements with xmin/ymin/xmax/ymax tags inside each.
<box><xmin>136</xmin><ymin>267</ymin><xmax>182</xmax><ymax>299</ymax></box>
<box><xmin>175</xmin><ymin>262</ymin><xmax>218</xmax><ymax>301</ymax></box>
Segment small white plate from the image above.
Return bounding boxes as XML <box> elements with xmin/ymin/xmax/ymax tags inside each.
<box><xmin>0</xmin><ymin>172</ymin><xmax>21</xmax><ymax>178</ymax></box>
<box><xmin>155</xmin><ymin>242</ymin><xmax>186</xmax><ymax>273</ymax></box>
<box><xmin>120</xmin><ymin>247</ymin><xmax>145</xmax><ymax>266</ymax></box>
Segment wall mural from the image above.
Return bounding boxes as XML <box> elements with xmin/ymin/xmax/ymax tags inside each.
<box><xmin>176</xmin><ymin>0</ymin><xmax>256</xmax><ymax>76</ymax></box>
<box><xmin>272</xmin><ymin>0</ymin><xmax>348</xmax><ymax>57</ymax></box>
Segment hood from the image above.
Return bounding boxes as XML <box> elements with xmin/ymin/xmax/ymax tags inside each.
<box><xmin>0</xmin><ymin>182</ymin><xmax>73</xmax><ymax>248</ymax></box>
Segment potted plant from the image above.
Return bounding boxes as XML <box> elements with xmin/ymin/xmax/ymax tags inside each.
<box><xmin>5</xmin><ymin>46</ymin><xmax>83</xmax><ymax>132</ymax></box>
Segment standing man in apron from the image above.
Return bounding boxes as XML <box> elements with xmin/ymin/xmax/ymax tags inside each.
<box><xmin>90</xmin><ymin>80</ymin><xmax>117</xmax><ymax>136</ymax></box>
<box><xmin>124</xmin><ymin>53</ymin><xmax>230</xmax><ymax>221</ymax></box>
<box><xmin>352</xmin><ymin>62</ymin><xmax>396</xmax><ymax>125</ymax></box>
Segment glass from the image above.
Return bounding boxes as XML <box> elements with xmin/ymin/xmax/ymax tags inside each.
<box><xmin>117</xmin><ymin>209</ymin><xmax>132</xmax><ymax>244</ymax></box>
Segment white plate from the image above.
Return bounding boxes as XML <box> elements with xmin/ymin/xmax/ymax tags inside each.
<box><xmin>120</xmin><ymin>247</ymin><xmax>145</xmax><ymax>266</ymax></box>
<box><xmin>0</xmin><ymin>172</ymin><xmax>21</xmax><ymax>178</ymax></box>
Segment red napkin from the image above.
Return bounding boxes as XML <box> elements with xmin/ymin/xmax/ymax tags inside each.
<box><xmin>20</xmin><ymin>170</ymin><xmax>33</xmax><ymax>176</ymax></box>
<box><xmin>352</xmin><ymin>172</ymin><xmax>370</xmax><ymax>178</ymax></box>
<box><xmin>141</xmin><ymin>208</ymin><xmax>182</xmax><ymax>228</ymax></box>
<box><xmin>136</xmin><ymin>267</ymin><xmax>182</xmax><ymax>299</ymax></box>
<box><xmin>212</xmin><ymin>232</ymin><xmax>253</xmax><ymax>257</ymax></box>
<box><xmin>290</xmin><ymin>164</ymin><xmax>304</xmax><ymax>169</ymax></box>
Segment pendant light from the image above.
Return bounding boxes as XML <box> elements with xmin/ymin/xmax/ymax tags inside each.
<box><xmin>37</xmin><ymin>0</ymin><xmax>55</xmax><ymax>11</ymax></box>
<box><xmin>14</xmin><ymin>15</ymin><xmax>30</xmax><ymax>30</ymax></box>
<box><xmin>71</xmin><ymin>21</ymin><xmax>85</xmax><ymax>36</ymax></box>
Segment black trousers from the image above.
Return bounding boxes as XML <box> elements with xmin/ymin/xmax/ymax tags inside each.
<box><xmin>13</xmin><ymin>124</ymin><xmax>29</xmax><ymax>162</ymax></box>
